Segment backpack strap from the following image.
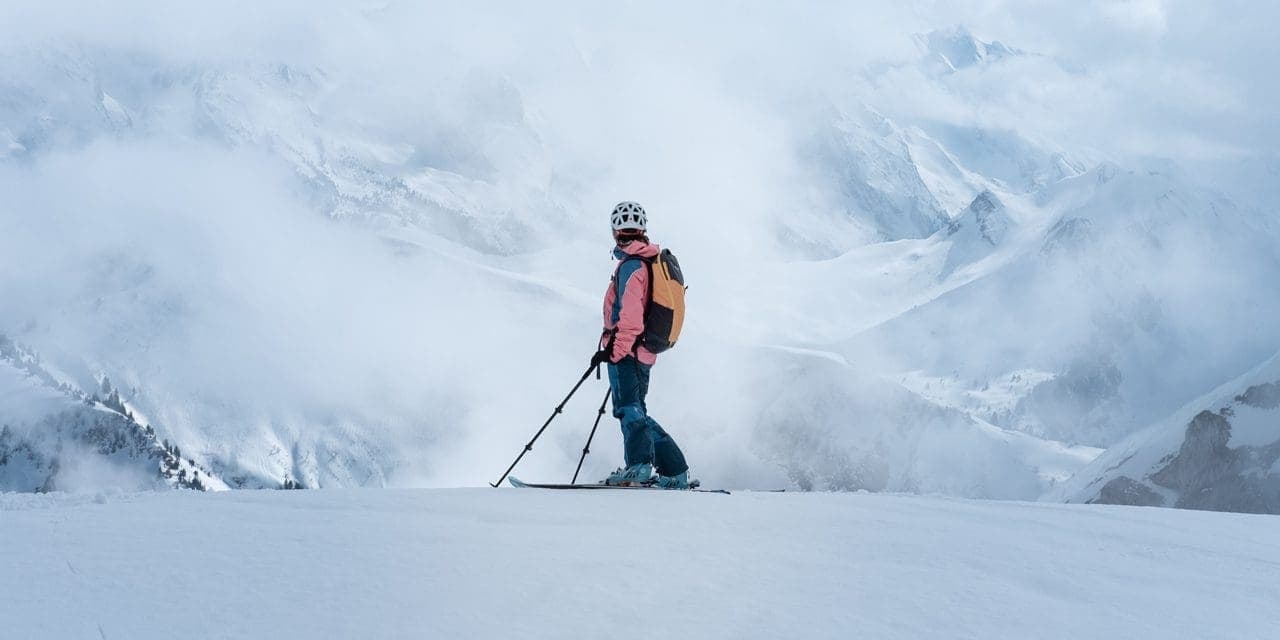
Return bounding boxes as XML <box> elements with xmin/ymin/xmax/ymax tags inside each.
<box><xmin>613</xmin><ymin>254</ymin><xmax>653</xmax><ymax>299</ymax></box>
<box><xmin>611</xmin><ymin>254</ymin><xmax>655</xmax><ymax>356</ymax></box>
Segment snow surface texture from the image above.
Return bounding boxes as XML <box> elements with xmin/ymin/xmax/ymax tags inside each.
<box><xmin>2</xmin><ymin>3</ymin><xmax>1280</xmax><ymax>510</ymax></box>
<box><xmin>2</xmin><ymin>489</ymin><xmax>1279</xmax><ymax>639</ymax></box>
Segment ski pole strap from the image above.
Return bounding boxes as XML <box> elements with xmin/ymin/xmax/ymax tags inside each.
<box><xmin>597</xmin><ymin>329</ymin><xmax>619</xmax><ymax>379</ymax></box>
<box><xmin>601</xmin><ymin>325</ymin><xmax>640</xmax><ymax>359</ymax></box>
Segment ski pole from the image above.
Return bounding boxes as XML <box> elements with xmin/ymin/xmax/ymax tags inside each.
<box><xmin>571</xmin><ymin>387</ymin><xmax>611</xmax><ymax>485</ymax></box>
<box><xmin>490</xmin><ymin>362</ymin><xmax>598</xmax><ymax>488</ymax></box>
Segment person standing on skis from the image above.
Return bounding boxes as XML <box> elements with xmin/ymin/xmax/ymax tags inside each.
<box><xmin>590</xmin><ymin>201</ymin><xmax>691</xmax><ymax>488</ymax></box>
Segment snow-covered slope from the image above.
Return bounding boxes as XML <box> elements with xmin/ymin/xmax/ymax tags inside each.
<box><xmin>0</xmin><ymin>335</ymin><xmax>220</xmax><ymax>492</ymax></box>
<box><xmin>2</xmin><ymin>489</ymin><xmax>1278</xmax><ymax>639</ymax></box>
<box><xmin>842</xmin><ymin>163</ymin><xmax>1280</xmax><ymax>450</ymax></box>
<box><xmin>1057</xmin><ymin>352</ymin><xmax>1280</xmax><ymax>513</ymax></box>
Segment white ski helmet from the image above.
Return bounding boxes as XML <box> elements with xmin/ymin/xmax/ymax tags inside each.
<box><xmin>610</xmin><ymin>201</ymin><xmax>647</xmax><ymax>232</ymax></box>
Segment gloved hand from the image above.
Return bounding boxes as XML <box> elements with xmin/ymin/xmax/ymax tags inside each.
<box><xmin>590</xmin><ymin>350</ymin><xmax>611</xmax><ymax>367</ymax></box>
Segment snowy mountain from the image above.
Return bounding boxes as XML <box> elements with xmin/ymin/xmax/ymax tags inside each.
<box><xmin>797</xmin><ymin>105</ymin><xmax>951</xmax><ymax>247</ymax></box>
<box><xmin>915</xmin><ymin>25</ymin><xmax>1021</xmax><ymax>74</ymax></box>
<box><xmin>941</xmin><ymin>189</ymin><xmax>1012</xmax><ymax>275</ymax></box>
<box><xmin>0</xmin><ymin>335</ymin><xmax>219</xmax><ymax>491</ymax></box>
<box><xmin>845</xmin><ymin>162</ymin><xmax>1280</xmax><ymax>451</ymax></box>
<box><xmin>1057</xmin><ymin>352</ymin><xmax>1280</xmax><ymax>514</ymax></box>
<box><xmin>1</xmin><ymin>4</ymin><xmax>1278</xmax><ymax>514</ymax></box>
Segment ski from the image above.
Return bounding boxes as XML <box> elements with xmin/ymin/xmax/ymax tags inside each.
<box><xmin>508</xmin><ymin>476</ymin><xmax>730</xmax><ymax>494</ymax></box>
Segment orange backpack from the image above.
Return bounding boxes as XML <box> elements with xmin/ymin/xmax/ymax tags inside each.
<box><xmin>622</xmin><ymin>249</ymin><xmax>686</xmax><ymax>354</ymax></box>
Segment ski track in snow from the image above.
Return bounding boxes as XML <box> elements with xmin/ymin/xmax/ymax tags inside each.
<box><xmin>2</xmin><ymin>489</ymin><xmax>1278</xmax><ymax>639</ymax></box>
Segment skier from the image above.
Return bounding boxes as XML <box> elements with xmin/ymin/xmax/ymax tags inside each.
<box><xmin>591</xmin><ymin>201</ymin><xmax>691</xmax><ymax>488</ymax></box>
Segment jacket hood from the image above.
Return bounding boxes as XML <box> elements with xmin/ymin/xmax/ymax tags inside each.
<box><xmin>613</xmin><ymin>241</ymin><xmax>661</xmax><ymax>260</ymax></box>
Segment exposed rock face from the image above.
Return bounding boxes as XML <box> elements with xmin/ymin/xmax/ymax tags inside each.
<box><xmin>1041</xmin><ymin>217</ymin><xmax>1096</xmax><ymax>257</ymax></box>
<box><xmin>1150</xmin><ymin>411</ymin><xmax>1235</xmax><ymax>495</ymax></box>
<box><xmin>968</xmin><ymin>191</ymin><xmax>1009</xmax><ymax>245</ymax></box>
<box><xmin>1146</xmin><ymin>404</ymin><xmax>1280</xmax><ymax>514</ymax></box>
<box><xmin>1016</xmin><ymin>355</ymin><xmax>1123</xmax><ymax>447</ymax></box>
<box><xmin>1078</xmin><ymin>377</ymin><xmax>1280</xmax><ymax>514</ymax></box>
<box><xmin>1236</xmin><ymin>382</ymin><xmax>1280</xmax><ymax>409</ymax></box>
<box><xmin>940</xmin><ymin>190</ymin><xmax>1015</xmax><ymax>277</ymax></box>
<box><xmin>1095</xmin><ymin>476</ymin><xmax>1162</xmax><ymax>507</ymax></box>
<box><xmin>947</xmin><ymin>190</ymin><xmax>1010</xmax><ymax>245</ymax></box>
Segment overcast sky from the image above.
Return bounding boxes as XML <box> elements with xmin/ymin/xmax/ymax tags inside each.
<box><xmin>2</xmin><ymin>0</ymin><xmax>1276</xmax><ymax>167</ymax></box>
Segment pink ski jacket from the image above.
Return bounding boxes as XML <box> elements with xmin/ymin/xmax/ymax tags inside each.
<box><xmin>600</xmin><ymin>241</ymin><xmax>661</xmax><ymax>365</ymax></box>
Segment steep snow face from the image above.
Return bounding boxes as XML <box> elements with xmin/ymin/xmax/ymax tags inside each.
<box><xmin>915</xmin><ymin>25</ymin><xmax>1020</xmax><ymax>74</ymax></box>
<box><xmin>1057</xmin><ymin>352</ymin><xmax>1280</xmax><ymax>514</ymax></box>
<box><xmin>797</xmin><ymin>106</ymin><xmax>949</xmax><ymax>247</ymax></box>
<box><xmin>922</xmin><ymin>124</ymin><xmax>1083</xmax><ymax>195</ymax></box>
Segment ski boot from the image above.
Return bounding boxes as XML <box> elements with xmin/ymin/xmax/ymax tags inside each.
<box><xmin>604</xmin><ymin>463</ymin><xmax>653</xmax><ymax>486</ymax></box>
<box><xmin>653</xmin><ymin>471</ymin><xmax>695</xmax><ymax>489</ymax></box>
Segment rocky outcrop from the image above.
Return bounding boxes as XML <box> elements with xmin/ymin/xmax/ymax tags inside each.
<box><xmin>1071</xmin><ymin>366</ymin><xmax>1280</xmax><ymax>514</ymax></box>
<box><xmin>1236</xmin><ymin>382</ymin><xmax>1280</xmax><ymax>409</ymax></box>
<box><xmin>1041</xmin><ymin>217</ymin><xmax>1097</xmax><ymax>257</ymax></box>
<box><xmin>1142</xmin><ymin>405</ymin><xmax>1280</xmax><ymax>514</ymax></box>
<box><xmin>1095</xmin><ymin>476</ymin><xmax>1162</xmax><ymax>507</ymax></box>
<box><xmin>941</xmin><ymin>190</ymin><xmax>1015</xmax><ymax>276</ymax></box>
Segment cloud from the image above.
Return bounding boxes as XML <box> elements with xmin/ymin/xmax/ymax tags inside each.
<box><xmin>922</xmin><ymin>0</ymin><xmax>1280</xmax><ymax>161</ymax></box>
<box><xmin>1099</xmin><ymin>0</ymin><xmax>1169</xmax><ymax>34</ymax></box>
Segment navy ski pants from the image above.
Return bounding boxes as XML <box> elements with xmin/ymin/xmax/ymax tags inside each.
<box><xmin>607</xmin><ymin>356</ymin><xmax>688</xmax><ymax>477</ymax></box>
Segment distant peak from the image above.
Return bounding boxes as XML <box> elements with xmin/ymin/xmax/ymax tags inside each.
<box><xmin>949</xmin><ymin>190</ymin><xmax>1011</xmax><ymax>246</ymax></box>
<box><xmin>1092</xmin><ymin>161</ymin><xmax>1124</xmax><ymax>185</ymax></box>
<box><xmin>968</xmin><ymin>190</ymin><xmax>1003</xmax><ymax>216</ymax></box>
<box><xmin>915</xmin><ymin>25</ymin><xmax>1020</xmax><ymax>73</ymax></box>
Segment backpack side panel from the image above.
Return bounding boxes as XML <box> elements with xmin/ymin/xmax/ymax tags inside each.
<box><xmin>642</xmin><ymin>250</ymin><xmax>686</xmax><ymax>353</ymax></box>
